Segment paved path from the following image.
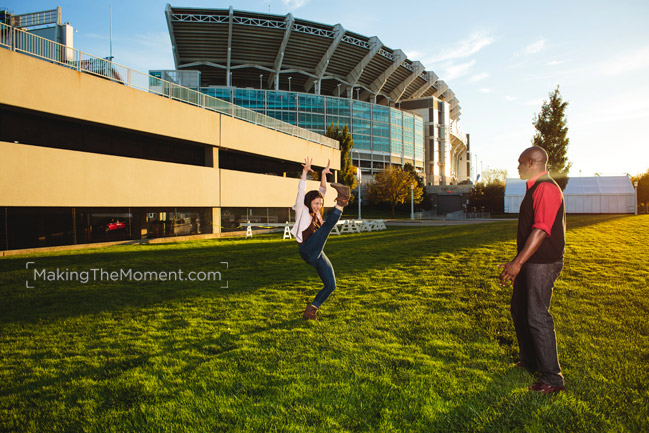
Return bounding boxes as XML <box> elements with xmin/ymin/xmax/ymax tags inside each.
<box><xmin>384</xmin><ymin>218</ymin><xmax>516</xmax><ymax>226</ymax></box>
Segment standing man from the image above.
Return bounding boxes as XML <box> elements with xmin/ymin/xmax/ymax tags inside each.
<box><xmin>499</xmin><ymin>146</ymin><xmax>566</xmax><ymax>394</ymax></box>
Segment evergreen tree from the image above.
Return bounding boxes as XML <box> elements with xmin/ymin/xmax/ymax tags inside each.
<box><xmin>325</xmin><ymin>122</ymin><xmax>358</xmax><ymax>193</ymax></box>
<box><xmin>532</xmin><ymin>86</ymin><xmax>572</xmax><ymax>190</ymax></box>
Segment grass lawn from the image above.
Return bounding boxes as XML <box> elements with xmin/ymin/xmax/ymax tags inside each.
<box><xmin>1</xmin><ymin>215</ymin><xmax>647</xmax><ymax>432</ymax></box>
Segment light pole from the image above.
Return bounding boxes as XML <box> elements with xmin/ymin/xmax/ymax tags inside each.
<box><xmin>352</xmin><ymin>149</ymin><xmax>362</xmax><ymax>220</ymax></box>
<box><xmin>288</xmin><ymin>76</ymin><xmax>292</xmax><ymax>92</ymax></box>
<box><xmin>356</xmin><ymin>88</ymin><xmax>360</xmax><ymax>100</ymax></box>
<box><xmin>259</xmin><ymin>74</ymin><xmax>263</xmax><ymax>90</ymax></box>
<box><xmin>633</xmin><ymin>179</ymin><xmax>638</xmax><ymax>215</ymax></box>
<box><xmin>337</xmin><ymin>83</ymin><xmax>341</xmax><ymax>97</ymax></box>
<box><xmin>410</xmin><ymin>183</ymin><xmax>415</xmax><ymax>220</ymax></box>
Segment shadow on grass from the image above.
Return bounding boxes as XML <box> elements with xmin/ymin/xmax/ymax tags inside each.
<box><xmin>0</xmin><ymin>215</ymin><xmax>633</xmax><ymax>325</ymax></box>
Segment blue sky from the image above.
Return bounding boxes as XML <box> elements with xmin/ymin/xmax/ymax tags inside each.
<box><xmin>6</xmin><ymin>0</ymin><xmax>649</xmax><ymax>178</ymax></box>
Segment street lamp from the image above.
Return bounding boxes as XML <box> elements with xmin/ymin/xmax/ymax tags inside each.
<box><xmin>259</xmin><ymin>74</ymin><xmax>263</xmax><ymax>90</ymax></box>
<box><xmin>356</xmin><ymin>88</ymin><xmax>360</xmax><ymax>100</ymax></box>
<box><xmin>337</xmin><ymin>83</ymin><xmax>341</xmax><ymax>97</ymax></box>
<box><xmin>352</xmin><ymin>149</ymin><xmax>362</xmax><ymax>220</ymax></box>
<box><xmin>410</xmin><ymin>183</ymin><xmax>415</xmax><ymax>220</ymax></box>
<box><xmin>633</xmin><ymin>179</ymin><xmax>638</xmax><ymax>215</ymax></box>
<box><xmin>288</xmin><ymin>76</ymin><xmax>292</xmax><ymax>92</ymax></box>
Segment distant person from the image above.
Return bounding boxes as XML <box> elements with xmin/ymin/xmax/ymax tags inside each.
<box><xmin>292</xmin><ymin>157</ymin><xmax>350</xmax><ymax>321</ymax></box>
<box><xmin>498</xmin><ymin>146</ymin><xmax>566</xmax><ymax>394</ymax></box>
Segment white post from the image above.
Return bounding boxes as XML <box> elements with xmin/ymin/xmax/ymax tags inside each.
<box><xmin>634</xmin><ymin>180</ymin><xmax>638</xmax><ymax>215</ymax></box>
<box><xmin>410</xmin><ymin>183</ymin><xmax>415</xmax><ymax>220</ymax></box>
<box><xmin>352</xmin><ymin>149</ymin><xmax>361</xmax><ymax>220</ymax></box>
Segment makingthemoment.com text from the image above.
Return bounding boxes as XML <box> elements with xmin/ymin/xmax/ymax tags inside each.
<box><xmin>26</xmin><ymin>262</ymin><xmax>224</xmax><ymax>285</ymax></box>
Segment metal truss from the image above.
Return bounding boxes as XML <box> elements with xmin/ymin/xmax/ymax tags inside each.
<box><xmin>170</xmin><ymin>13</ymin><xmax>229</xmax><ymax>23</ymax></box>
<box><xmin>378</xmin><ymin>48</ymin><xmax>394</xmax><ymax>61</ymax></box>
<box><xmin>342</xmin><ymin>35</ymin><xmax>371</xmax><ymax>50</ymax></box>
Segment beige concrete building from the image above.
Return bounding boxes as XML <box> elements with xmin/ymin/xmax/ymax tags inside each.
<box><xmin>0</xmin><ymin>43</ymin><xmax>339</xmax><ymax>251</ymax></box>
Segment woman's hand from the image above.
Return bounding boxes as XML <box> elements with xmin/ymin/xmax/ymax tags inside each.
<box><xmin>322</xmin><ymin>159</ymin><xmax>332</xmax><ymax>177</ymax></box>
<box><xmin>302</xmin><ymin>157</ymin><xmax>314</xmax><ymax>173</ymax></box>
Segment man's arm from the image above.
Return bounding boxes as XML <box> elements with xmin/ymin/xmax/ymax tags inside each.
<box><xmin>498</xmin><ymin>182</ymin><xmax>562</xmax><ymax>286</ymax></box>
<box><xmin>498</xmin><ymin>228</ymin><xmax>546</xmax><ymax>286</ymax></box>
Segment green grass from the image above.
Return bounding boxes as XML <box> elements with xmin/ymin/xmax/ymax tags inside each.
<box><xmin>1</xmin><ymin>215</ymin><xmax>648</xmax><ymax>432</ymax></box>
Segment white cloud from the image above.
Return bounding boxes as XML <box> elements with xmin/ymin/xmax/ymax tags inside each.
<box><xmin>479</xmin><ymin>88</ymin><xmax>493</xmax><ymax>93</ymax></box>
<box><xmin>547</xmin><ymin>60</ymin><xmax>566</xmax><ymax>66</ymax></box>
<box><xmin>426</xmin><ymin>31</ymin><xmax>495</xmax><ymax>63</ymax></box>
<box><xmin>405</xmin><ymin>50</ymin><xmax>423</xmax><ymax>59</ymax></box>
<box><xmin>601</xmin><ymin>45</ymin><xmax>649</xmax><ymax>76</ymax></box>
<box><xmin>282</xmin><ymin>0</ymin><xmax>308</xmax><ymax>8</ymax></box>
<box><xmin>505</xmin><ymin>95</ymin><xmax>517</xmax><ymax>102</ymax></box>
<box><xmin>441</xmin><ymin>60</ymin><xmax>477</xmax><ymax>81</ymax></box>
<box><xmin>469</xmin><ymin>72</ymin><xmax>489</xmax><ymax>83</ymax></box>
<box><xmin>516</xmin><ymin>38</ymin><xmax>545</xmax><ymax>56</ymax></box>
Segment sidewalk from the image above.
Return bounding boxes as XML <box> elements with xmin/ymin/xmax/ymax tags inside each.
<box><xmin>384</xmin><ymin>218</ymin><xmax>516</xmax><ymax>226</ymax></box>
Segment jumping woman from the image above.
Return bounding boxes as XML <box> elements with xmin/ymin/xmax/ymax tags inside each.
<box><xmin>291</xmin><ymin>157</ymin><xmax>350</xmax><ymax>321</ymax></box>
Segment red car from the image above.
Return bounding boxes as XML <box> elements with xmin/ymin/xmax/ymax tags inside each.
<box><xmin>105</xmin><ymin>219</ymin><xmax>126</xmax><ymax>231</ymax></box>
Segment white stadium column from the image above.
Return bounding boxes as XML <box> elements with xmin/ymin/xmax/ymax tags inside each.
<box><xmin>389</xmin><ymin>61</ymin><xmax>425</xmax><ymax>103</ymax></box>
<box><xmin>304</xmin><ymin>24</ymin><xmax>345</xmax><ymax>93</ymax></box>
<box><xmin>344</xmin><ymin>36</ymin><xmax>381</xmax><ymax>98</ymax></box>
<box><xmin>361</xmin><ymin>49</ymin><xmax>407</xmax><ymax>100</ymax></box>
<box><xmin>410</xmin><ymin>71</ymin><xmax>438</xmax><ymax>99</ymax></box>
<box><xmin>268</xmin><ymin>13</ymin><xmax>294</xmax><ymax>90</ymax></box>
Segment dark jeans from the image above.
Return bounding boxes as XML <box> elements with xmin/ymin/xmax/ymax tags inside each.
<box><xmin>511</xmin><ymin>261</ymin><xmax>564</xmax><ymax>386</ymax></box>
<box><xmin>298</xmin><ymin>208</ymin><xmax>342</xmax><ymax>308</ymax></box>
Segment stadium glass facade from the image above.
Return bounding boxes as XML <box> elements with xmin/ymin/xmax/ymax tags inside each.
<box><xmin>199</xmin><ymin>87</ymin><xmax>425</xmax><ymax>174</ymax></box>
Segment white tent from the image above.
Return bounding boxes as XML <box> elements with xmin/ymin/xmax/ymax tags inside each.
<box><xmin>504</xmin><ymin>176</ymin><xmax>636</xmax><ymax>214</ymax></box>
<box><xmin>504</xmin><ymin>179</ymin><xmax>526</xmax><ymax>213</ymax></box>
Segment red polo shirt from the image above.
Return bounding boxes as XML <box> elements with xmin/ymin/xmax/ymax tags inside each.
<box><xmin>526</xmin><ymin>171</ymin><xmax>563</xmax><ymax>236</ymax></box>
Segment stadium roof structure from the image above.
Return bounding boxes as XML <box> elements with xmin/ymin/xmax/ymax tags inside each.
<box><xmin>165</xmin><ymin>5</ymin><xmax>462</xmax><ymax>119</ymax></box>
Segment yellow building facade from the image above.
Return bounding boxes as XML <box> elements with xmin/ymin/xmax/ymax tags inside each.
<box><xmin>0</xmin><ymin>48</ymin><xmax>340</xmax><ymax>250</ymax></box>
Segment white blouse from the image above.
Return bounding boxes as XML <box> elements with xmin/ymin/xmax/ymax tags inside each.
<box><xmin>290</xmin><ymin>179</ymin><xmax>327</xmax><ymax>243</ymax></box>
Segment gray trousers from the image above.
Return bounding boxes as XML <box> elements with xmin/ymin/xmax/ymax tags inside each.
<box><xmin>511</xmin><ymin>261</ymin><xmax>564</xmax><ymax>386</ymax></box>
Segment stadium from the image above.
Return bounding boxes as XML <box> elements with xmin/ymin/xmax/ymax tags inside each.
<box><xmin>159</xmin><ymin>5</ymin><xmax>470</xmax><ymax>186</ymax></box>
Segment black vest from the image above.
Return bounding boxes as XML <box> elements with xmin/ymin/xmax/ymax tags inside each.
<box><xmin>517</xmin><ymin>174</ymin><xmax>566</xmax><ymax>263</ymax></box>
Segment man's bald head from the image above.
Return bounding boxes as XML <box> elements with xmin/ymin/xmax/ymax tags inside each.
<box><xmin>521</xmin><ymin>146</ymin><xmax>548</xmax><ymax>166</ymax></box>
<box><xmin>517</xmin><ymin>146</ymin><xmax>548</xmax><ymax>179</ymax></box>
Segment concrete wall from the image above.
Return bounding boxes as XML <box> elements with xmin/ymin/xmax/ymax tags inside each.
<box><xmin>0</xmin><ymin>141</ymin><xmax>221</xmax><ymax>207</ymax></box>
<box><xmin>0</xmin><ymin>48</ymin><xmax>338</xmax><ymax>169</ymax></box>
<box><xmin>0</xmin><ymin>49</ymin><xmax>340</xmax><ymax>211</ymax></box>
<box><xmin>220</xmin><ymin>116</ymin><xmax>339</xmax><ymax>170</ymax></box>
<box><xmin>0</xmin><ymin>49</ymin><xmax>221</xmax><ymax>147</ymax></box>
<box><xmin>220</xmin><ymin>169</ymin><xmax>326</xmax><ymax>208</ymax></box>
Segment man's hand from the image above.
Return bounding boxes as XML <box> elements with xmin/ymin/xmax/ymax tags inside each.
<box><xmin>498</xmin><ymin>261</ymin><xmax>522</xmax><ymax>287</ymax></box>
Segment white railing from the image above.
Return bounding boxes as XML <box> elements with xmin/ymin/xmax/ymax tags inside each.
<box><xmin>0</xmin><ymin>22</ymin><xmax>339</xmax><ymax>150</ymax></box>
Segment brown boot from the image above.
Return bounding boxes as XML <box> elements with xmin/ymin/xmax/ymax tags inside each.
<box><xmin>303</xmin><ymin>305</ymin><xmax>318</xmax><ymax>321</ymax></box>
<box><xmin>330</xmin><ymin>183</ymin><xmax>350</xmax><ymax>207</ymax></box>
